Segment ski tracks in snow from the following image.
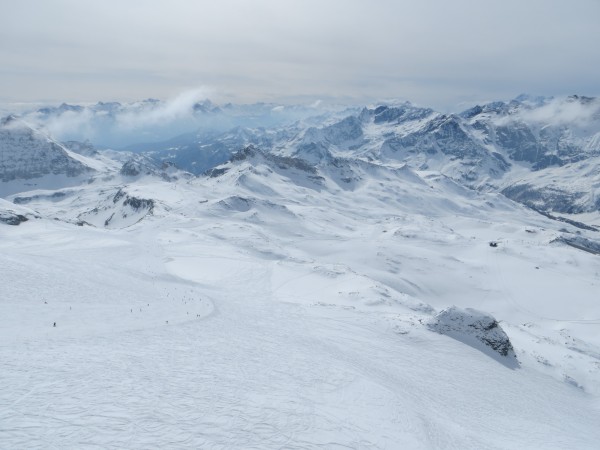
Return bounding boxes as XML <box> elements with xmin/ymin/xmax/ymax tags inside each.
<box><xmin>3</xmin><ymin>243</ymin><xmax>600</xmax><ymax>448</ymax></box>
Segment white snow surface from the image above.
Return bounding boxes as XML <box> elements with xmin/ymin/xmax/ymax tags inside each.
<box><xmin>2</xmin><ymin>155</ymin><xmax>600</xmax><ymax>449</ymax></box>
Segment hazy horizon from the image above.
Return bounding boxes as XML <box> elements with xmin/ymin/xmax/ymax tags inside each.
<box><xmin>2</xmin><ymin>0</ymin><xmax>600</xmax><ymax>112</ymax></box>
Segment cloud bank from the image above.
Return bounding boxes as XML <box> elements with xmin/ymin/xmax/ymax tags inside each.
<box><xmin>1</xmin><ymin>0</ymin><xmax>599</xmax><ymax>110</ymax></box>
<box><xmin>116</xmin><ymin>89</ymin><xmax>213</xmax><ymax>130</ymax></box>
<box><xmin>18</xmin><ymin>88</ymin><xmax>328</xmax><ymax>148</ymax></box>
<box><xmin>520</xmin><ymin>97</ymin><xmax>600</xmax><ymax>128</ymax></box>
<box><xmin>491</xmin><ymin>96</ymin><xmax>600</xmax><ymax>130</ymax></box>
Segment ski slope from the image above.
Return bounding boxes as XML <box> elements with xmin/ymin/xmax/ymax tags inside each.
<box><xmin>2</xmin><ymin>159</ymin><xmax>600</xmax><ymax>448</ymax></box>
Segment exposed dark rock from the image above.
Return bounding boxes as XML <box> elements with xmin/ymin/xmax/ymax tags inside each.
<box><xmin>13</xmin><ymin>191</ymin><xmax>70</xmax><ymax>205</ymax></box>
<box><xmin>496</xmin><ymin>122</ymin><xmax>544</xmax><ymax>164</ymax></box>
<box><xmin>123</xmin><ymin>196</ymin><xmax>154</xmax><ymax>211</ymax></box>
<box><xmin>372</xmin><ymin>104</ymin><xmax>433</xmax><ymax>124</ymax></box>
<box><xmin>529</xmin><ymin>208</ymin><xmax>599</xmax><ymax>232</ymax></box>
<box><xmin>0</xmin><ymin>212</ymin><xmax>28</xmax><ymax>225</ymax></box>
<box><xmin>120</xmin><ymin>157</ymin><xmax>159</xmax><ymax>177</ymax></box>
<box><xmin>554</xmin><ymin>235</ymin><xmax>600</xmax><ymax>254</ymax></box>
<box><xmin>428</xmin><ymin>306</ymin><xmax>519</xmax><ymax>368</ymax></box>
<box><xmin>206</xmin><ymin>167</ymin><xmax>229</xmax><ymax>178</ymax></box>
<box><xmin>113</xmin><ymin>189</ymin><xmax>126</xmax><ymax>204</ymax></box>
<box><xmin>320</xmin><ymin>116</ymin><xmax>363</xmax><ymax>142</ymax></box>
<box><xmin>232</xmin><ymin>146</ymin><xmax>318</xmax><ymax>174</ymax></box>
<box><xmin>502</xmin><ymin>184</ymin><xmax>589</xmax><ymax>214</ymax></box>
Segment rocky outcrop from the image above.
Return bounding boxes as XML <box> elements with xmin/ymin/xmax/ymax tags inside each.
<box><xmin>428</xmin><ymin>306</ymin><xmax>519</xmax><ymax>368</ymax></box>
<box><xmin>0</xmin><ymin>210</ymin><xmax>28</xmax><ymax>225</ymax></box>
<box><xmin>77</xmin><ymin>188</ymin><xmax>155</xmax><ymax>229</ymax></box>
<box><xmin>120</xmin><ymin>155</ymin><xmax>161</xmax><ymax>177</ymax></box>
<box><xmin>0</xmin><ymin>198</ymin><xmax>36</xmax><ymax>225</ymax></box>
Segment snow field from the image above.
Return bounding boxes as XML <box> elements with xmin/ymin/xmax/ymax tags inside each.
<box><xmin>1</xmin><ymin>214</ymin><xmax>599</xmax><ymax>448</ymax></box>
<box><xmin>2</xmin><ymin>156</ymin><xmax>600</xmax><ymax>448</ymax></box>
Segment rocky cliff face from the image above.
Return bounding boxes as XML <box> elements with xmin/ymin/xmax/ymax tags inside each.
<box><xmin>0</xmin><ymin>117</ymin><xmax>94</xmax><ymax>183</ymax></box>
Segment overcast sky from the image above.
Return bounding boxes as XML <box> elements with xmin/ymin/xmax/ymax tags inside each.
<box><xmin>1</xmin><ymin>0</ymin><xmax>599</xmax><ymax>111</ymax></box>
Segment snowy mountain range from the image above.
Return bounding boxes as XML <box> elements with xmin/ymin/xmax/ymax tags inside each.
<box><xmin>2</xmin><ymin>95</ymin><xmax>600</xmax><ymax>448</ymax></box>
<box><xmin>95</xmin><ymin>94</ymin><xmax>600</xmax><ymax>216</ymax></box>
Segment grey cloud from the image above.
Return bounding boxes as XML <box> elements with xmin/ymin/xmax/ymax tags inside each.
<box><xmin>1</xmin><ymin>0</ymin><xmax>599</xmax><ymax>110</ymax></box>
<box><xmin>506</xmin><ymin>97</ymin><xmax>600</xmax><ymax>128</ymax></box>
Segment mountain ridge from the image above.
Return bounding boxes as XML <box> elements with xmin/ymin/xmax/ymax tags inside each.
<box><xmin>2</xmin><ymin>94</ymin><xmax>600</xmax><ymax>219</ymax></box>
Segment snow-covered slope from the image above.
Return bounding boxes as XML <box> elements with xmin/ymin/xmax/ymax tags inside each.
<box><xmin>0</xmin><ymin>117</ymin><xmax>120</xmax><ymax>197</ymax></box>
<box><xmin>0</xmin><ymin>197</ymin><xmax>38</xmax><ymax>225</ymax></box>
<box><xmin>2</xmin><ymin>98</ymin><xmax>600</xmax><ymax>448</ymax></box>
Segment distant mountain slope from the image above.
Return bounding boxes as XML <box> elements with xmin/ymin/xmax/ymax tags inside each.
<box><xmin>0</xmin><ymin>116</ymin><xmax>95</xmax><ymax>183</ymax></box>
<box><xmin>148</xmin><ymin>97</ymin><xmax>600</xmax><ymax>220</ymax></box>
<box><xmin>3</xmin><ymin>95</ymin><xmax>600</xmax><ymax>217</ymax></box>
<box><xmin>0</xmin><ymin>117</ymin><xmax>104</xmax><ymax>197</ymax></box>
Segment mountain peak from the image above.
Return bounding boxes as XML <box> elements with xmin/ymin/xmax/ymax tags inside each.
<box><xmin>0</xmin><ymin>121</ymin><xmax>96</xmax><ymax>194</ymax></box>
